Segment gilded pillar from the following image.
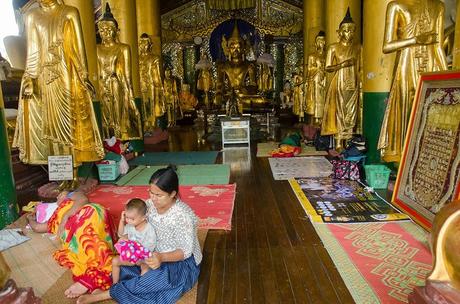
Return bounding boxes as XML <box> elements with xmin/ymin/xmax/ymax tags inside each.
<box><xmin>103</xmin><ymin>0</ymin><xmax>141</xmax><ymax>99</ymax></box>
<box><xmin>136</xmin><ymin>0</ymin><xmax>162</xmax><ymax>57</ymax></box>
<box><xmin>362</xmin><ymin>0</ymin><xmax>395</xmax><ymax>163</ymax></box>
<box><xmin>0</xmin><ymin>85</ymin><xmax>18</xmax><ymax>229</ymax></box>
<box><xmin>325</xmin><ymin>0</ymin><xmax>361</xmax><ymax>46</ymax></box>
<box><xmin>65</xmin><ymin>0</ymin><xmax>99</xmax><ymax>93</ymax></box>
<box><xmin>453</xmin><ymin>0</ymin><xmax>460</xmax><ymax>68</ymax></box>
<box><xmin>303</xmin><ymin>0</ymin><xmax>325</xmax><ymax>62</ymax></box>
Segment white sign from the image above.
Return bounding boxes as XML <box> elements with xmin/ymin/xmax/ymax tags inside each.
<box><xmin>48</xmin><ymin>155</ymin><xmax>73</xmax><ymax>181</ymax></box>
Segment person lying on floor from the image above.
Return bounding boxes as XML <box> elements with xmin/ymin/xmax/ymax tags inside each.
<box><xmin>26</xmin><ymin>191</ymin><xmax>115</xmax><ymax>299</ymax></box>
<box><xmin>77</xmin><ymin>165</ymin><xmax>202</xmax><ymax>304</ymax></box>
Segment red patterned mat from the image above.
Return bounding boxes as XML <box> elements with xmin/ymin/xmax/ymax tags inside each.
<box><xmin>87</xmin><ymin>184</ymin><xmax>236</xmax><ymax>230</ymax></box>
<box><xmin>315</xmin><ymin>222</ymin><xmax>432</xmax><ymax>303</ymax></box>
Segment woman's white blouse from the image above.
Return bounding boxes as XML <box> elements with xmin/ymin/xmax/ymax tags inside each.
<box><xmin>146</xmin><ymin>198</ymin><xmax>202</xmax><ymax>265</ymax></box>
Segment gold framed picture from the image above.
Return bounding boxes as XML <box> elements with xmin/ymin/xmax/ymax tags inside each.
<box><xmin>392</xmin><ymin>71</ymin><xmax>460</xmax><ymax>230</ymax></box>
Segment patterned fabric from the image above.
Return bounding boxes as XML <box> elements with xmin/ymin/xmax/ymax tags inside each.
<box><xmin>47</xmin><ymin>200</ymin><xmax>115</xmax><ymax>292</ymax></box>
<box><xmin>110</xmin><ymin>255</ymin><xmax>200</xmax><ymax>304</ymax></box>
<box><xmin>146</xmin><ymin>199</ymin><xmax>202</xmax><ymax>265</ymax></box>
<box><xmin>331</xmin><ymin>160</ymin><xmax>360</xmax><ymax>180</ymax></box>
<box><xmin>115</xmin><ymin>240</ymin><xmax>152</xmax><ymax>263</ymax></box>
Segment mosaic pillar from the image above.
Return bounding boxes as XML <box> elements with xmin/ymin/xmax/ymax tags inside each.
<box><xmin>183</xmin><ymin>45</ymin><xmax>199</xmax><ymax>94</ymax></box>
<box><xmin>270</xmin><ymin>43</ymin><xmax>285</xmax><ymax>103</ymax></box>
<box><xmin>0</xmin><ymin>85</ymin><xmax>18</xmax><ymax>229</ymax></box>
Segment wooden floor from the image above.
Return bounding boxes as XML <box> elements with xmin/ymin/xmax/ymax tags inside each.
<box><xmin>148</xmin><ymin>125</ymin><xmax>355</xmax><ymax>304</ymax></box>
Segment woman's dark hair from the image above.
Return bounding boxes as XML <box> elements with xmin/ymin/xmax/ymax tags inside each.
<box><xmin>149</xmin><ymin>165</ymin><xmax>179</xmax><ymax>195</ymax></box>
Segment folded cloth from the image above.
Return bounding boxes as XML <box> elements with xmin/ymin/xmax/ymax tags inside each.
<box><xmin>270</xmin><ymin>145</ymin><xmax>301</xmax><ymax>157</ymax></box>
<box><xmin>0</xmin><ymin>229</ymin><xmax>30</xmax><ymax>252</ymax></box>
<box><xmin>115</xmin><ymin>239</ymin><xmax>152</xmax><ymax>264</ymax></box>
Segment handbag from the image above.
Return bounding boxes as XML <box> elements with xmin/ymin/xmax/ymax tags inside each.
<box><xmin>331</xmin><ymin>160</ymin><xmax>360</xmax><ymax>180</ymax></box>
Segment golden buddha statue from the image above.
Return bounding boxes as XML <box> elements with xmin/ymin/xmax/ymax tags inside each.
<box><xmin>408</xmin><ymin>200</ymin><xmax>460</xmax><ymax>303</ymax></box>
<box><xmin>216</xmin><ymin>21</ymin><xmax>265</xmax><ymax>115</ymax></box>
<box><xmin>13</xmin><ymin>0</ymin><xmax>104</xmax><ymax>168</ymax></box>
<box><xmin>321</xmin><ymin>8</ymin><xmax>362</xmax><ymax>151</ymax></box>
<box><xmin>96</xmin><ymin>4</ymin><xmax>142</xmax><ymax>141</ymax></box>
<box><xmin>163</xmin><ymin>68</ymin><xmax>180</xmax><ymax>127</ymax></box>
<box><xmin>139</xmin><ymin>33</ymin><xmax>164</xmax><ymax>132</ymax></box>
<box><xmin>292</xmin><ymin>71</ymin><xmax>305</xmax><ymax>121</ymax></box>
<box><xmin>306</xmin><ymin>31</ymin><xmax>327</xmax><ymax>126</ymax></box>
<box><xmin>179</xmin><ymin>83</ymin><xmax>198</xmax><ymax>111</ymax></box>
<box><xmin>196</xmin><ymin>52</ymin><xmax>213</xmax><ymax>109</ymax></box>
<box><xmin>378</xmin><ymin>0</ymin><xmax>448</xmax><ymax>164</ymax></box>
<box><xmin>256</xmin><ymin>53</ymin><xmax>274</xmax><ymax>93</ymax></box>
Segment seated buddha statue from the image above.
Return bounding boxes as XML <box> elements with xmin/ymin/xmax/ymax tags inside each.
<box><xmin>215</xmin><ymin>22</ymin><xmax>266</xmax><ymax>116</ymax></box>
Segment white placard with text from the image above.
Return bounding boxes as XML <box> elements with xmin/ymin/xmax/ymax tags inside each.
<box><xmin>48</xmin><ymin>155</ymin><xmax>73</xmax><ymax>181</ymax></box>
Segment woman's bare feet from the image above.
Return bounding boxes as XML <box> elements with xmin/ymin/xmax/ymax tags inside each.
<box><xmin>77</xmin><ymin>290</ymin><xmax>111</xmax><ymax>304</ymax></box>
<box><xmin>64</xmin><ymin>282</ymin><xmax>88</xmax><ymax>298</ymax></box>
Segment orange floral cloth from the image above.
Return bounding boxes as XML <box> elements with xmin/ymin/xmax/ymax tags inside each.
<box><xmin>47</xmin><ymin>199</ymin><xmax>115</xmax><ymax>292</ymax></box>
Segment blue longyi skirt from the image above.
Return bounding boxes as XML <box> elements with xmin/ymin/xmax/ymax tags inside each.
<box><xmin>110</xmin><ymin>255</ymin><xmax>200</xmax><ymax>304</ymax></box>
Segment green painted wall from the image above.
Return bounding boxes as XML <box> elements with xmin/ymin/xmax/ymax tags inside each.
<box><xmin>363</xmin><ymin>92</ymin><xmax>388</xmax><ymax>164</ymax></box>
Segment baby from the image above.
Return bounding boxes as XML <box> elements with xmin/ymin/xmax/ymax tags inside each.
<box><xmin>112</xmin><ymin>198</ymin><xmax>156</xmax><ymax>284</ymax></box>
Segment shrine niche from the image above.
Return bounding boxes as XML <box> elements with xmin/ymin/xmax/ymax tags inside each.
<box><xmin>159</xmin><ymin>0</ymin><xmax>303</xmax><ymax>108</ymax></box>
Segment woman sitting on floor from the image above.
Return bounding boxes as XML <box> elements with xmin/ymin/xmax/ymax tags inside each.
<box><xmin>77</xmin><ymin>165</ymin><xmax>202</xmax><ymax>304</ymax></box>
<box><xmin>26</xmin><ymin>191</ymin><xmax>115</xmax><ymax>298</ymax></box>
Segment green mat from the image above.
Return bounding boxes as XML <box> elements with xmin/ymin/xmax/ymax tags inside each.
<box><xmin>129</xmin><ymin>151</ymin><xmax>219</xmax><ymax>166</ymax></box>
<box><xmin>116</xmin><ymin>164</ymin><xmax>231</xmax><ymax>186</ymax></box>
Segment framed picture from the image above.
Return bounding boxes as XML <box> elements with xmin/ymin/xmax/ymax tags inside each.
<box><xmin>392</xmin><ymin>71</ymin><xmax>460</xmax><ymax>230</ymax></box>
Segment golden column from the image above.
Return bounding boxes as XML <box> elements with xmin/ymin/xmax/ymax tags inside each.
<box><xmin>453</xmin><ymin>0</ymin><xmax>460</xmax><ymax>68</ymax></box>
<box><xmin>362</xmin><ymin>0</ymin><xmax>395</xmax><ymax>163</ymax></box>
<box><xmin>325</xmin><ymin>0</ymin><xmax>361</xmax><ymax>45</ymax></box>
<box><xmin>136</xmin><ymin>0</ymin><xmax>162</xmax><ymax>57</ymax></box>
<box><xmin>103</xmin><ymin>0</ymin><xmax>141</xmax><ymax>98</ymax></box>
<box><xmin>65</xmin><ymin>0</ymin><xmax>99</xmax><ymax>94</ymax></box>
<box><xmin>303</xmin><ymin>0</ymin><xmax>325</xmax><ymax>60</ymax></box>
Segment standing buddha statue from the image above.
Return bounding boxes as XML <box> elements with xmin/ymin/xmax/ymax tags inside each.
<box><xmin>96</xmin><ymin>3</ymin><xmax>142</xmax><ymax>141</ymax></box>
<box><xmin>306</xmin><ymin>31</ymin><xmax>327</xmax><ymax>126</ymax></box>
<box><xmin>196</xmin><ymin>52</ymin><xmax>213</xmax><ymax>109</ymax></box>
<box><xmin>13</xmin><ymin>0</ymin><xmax>104</xmax><ymax>172</ymax></box>
<box><xmin>321</xmin><ymin>8</ymin><xmax>362</xmax><ymax>151</ymax></box>
<box><xmin>139</xmin><ymin>33</ymin><xmax>164</xmax><ymax>132</ymax></box>
<box><xmin>292</xmin><ymin>71</ymin><xmax>305</xmax><ymax>122</ymax></box>
<box><xmin>163</xmin><ymin>68</ymin><xmax>180</xmax><ymax>127</ymax></box>
<box><xmin>256</xmin><ymin>53</ymin><xmax>274</xmax><ymax>93</ymax></box>
<box><xmin>216</xmin><ymin>21</ymin><xmax>265</xmax><ymax>115</ymax></box>
<box><xmin>378</xmin><ymin>0</ymin><xmax>447</xmax><ymax>164</ymax></box>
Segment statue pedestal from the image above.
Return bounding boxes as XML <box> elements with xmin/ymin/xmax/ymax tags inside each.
<box><xmin>409</xmin><ymin>281</ymin><xmax>460</xmax><ymax>304</ymax></box>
